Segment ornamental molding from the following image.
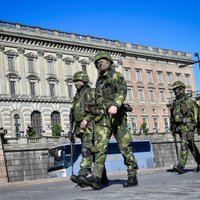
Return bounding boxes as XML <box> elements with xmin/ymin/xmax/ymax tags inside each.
<box><xmin>17</xmin><ymin>47</ymin><xmax>25</xmax><ymax>54</ymax></box>
<box><xmin>63</xmin><ymin>56</ymin><xmax>74</xmax><ymax>63</ymax></box>
<box><xmin>37</xmin><ymin>50</ymin><xmax>44</xmax><ymax>57</ymax></box>
<box><xmin>26</xmin><ymin>74</ymin><xmax>40</xmax><ymax>81</ymax></box>
<box><xmin>25</xmin><ymin>52</ymin><xmax>38</xmax><ymax>58</ymax></box>
<box><xmin>44</xmin><ymin>54</ymin><xmax>57</xmax><ymax>61</ymax></box>
<box><xmin>117</xmin><ymin>59</ymin><xmax>123</xmax><ymax>65</ymax></box>
<box><xmin>4</xmin><ymin>49</ymin><xmax>18</xmax><ymax>56</ymax></box>
<box><xmin>0</xmin><ymin>44</ymin><xmax>5</xmax><ymax>52</ymax></box>
<box><xmin>79</xmin><ymin>58</ymin><xmax>90</xmax><ymax>64</ymax></box>
<box><xmin>89</xmin><ymin>56</ymin><xmax>94</xmax><ymax>63</ymax></box>
<box><xmin>6</xmin><ymin>72</ymin><xmax>21</xmax><ymax>80</ymax></box>
<box><xmin>65</xmin><ymin>77</ymin><xmax>73</xmax><ymax>83</ymax></box>
<box><xmin>46</xmin><ymin>75</ymin><xmax>59</xmax><ymax>82</ymax></box>
<box><xmin>73</xmin><ymin>55</ymin><xmax>79</xmax><ymax>61</ymax></box>
<box><xmin>56</xmin><ymin>52</ymin><xmax>63</xmax><ymax>59</ymax></box>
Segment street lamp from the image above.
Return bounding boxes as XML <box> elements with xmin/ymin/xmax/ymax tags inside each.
<box><xmin>179</xmin><ymin>52</ymin><xmax>200</xmax><ymax>70</ymax></box>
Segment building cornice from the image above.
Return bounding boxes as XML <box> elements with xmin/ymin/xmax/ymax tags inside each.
<box><xmin>0</xmin><ymin>96</ymin><xmax>72</xmax><ymax>104</ymax></box>
<box><xmin>0</xmin><ymin>20</ymin><xmax>193</xmax><ymax>64</ymax></box>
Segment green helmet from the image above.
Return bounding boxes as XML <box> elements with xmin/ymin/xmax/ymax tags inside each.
<box><xmin>73</xmin><ymin>71</ymin><xmax>89</xmax><ymax>83</ymax></box>
<box><xmin>94</xmin><ymin>51</ymin><xmax>113</xmax><ymax>66</ymax></box>
<box><xmin>172</xmin><ymin>81</ymin><xmax>186</xmax><ymax>90</ymax></box>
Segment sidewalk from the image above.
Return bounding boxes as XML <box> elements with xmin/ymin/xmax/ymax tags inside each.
<box><xmin>1</xmin><ymin>166</ymin><xmax>200</xmax><ymax>200</ymax></box>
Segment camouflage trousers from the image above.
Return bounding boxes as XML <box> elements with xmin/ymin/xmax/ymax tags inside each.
<box><xmin>92</xmin><ymin>113</ymin><xmax>138</xmax><ymax>179</ymax></box>
<box><xmin>77</xmin><ymin>126</ymin><xmax>94</xmax><ymax>176</ymax></box>
<box><xmin>178</xmin><ymin>131</ymin><xmax>200</xmax><ymax>167</ymax></box>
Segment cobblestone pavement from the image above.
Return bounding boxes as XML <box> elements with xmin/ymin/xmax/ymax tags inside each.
<box><xmin>1</xmin><ymin>167</ymin><xmax>200</xmax><ymax>200</ymax></box>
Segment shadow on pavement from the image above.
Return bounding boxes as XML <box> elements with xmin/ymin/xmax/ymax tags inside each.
<box><xmin>101</xmin><ymin>179</ymin><xmax>126</xmax><ymax>189</ymax></box>
<box><xmin>166</xmin><ymin>167</ymin><xmax>196</xmax><ymax>174</ymax></box>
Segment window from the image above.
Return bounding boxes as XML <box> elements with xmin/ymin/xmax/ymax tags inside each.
<box><xmin>82</xmin><ymin>64</ymin><xmax>87</xmax><ymax>73</ymax></box>
<box><xmin>8</xmin><ymin>56</ymin><xmax>15</xmax><ymax>71</ymax></box>
<box><xmin>47</xmin><ymin>60</ymin><xmax>54</xmax><ymax>74</ymax></box>
<box><xmin>124</xmin><ymin>68</ymin><xmax>131</xmax><ymax>81</ymax></box>
<box><xmin>51</xmin><ymin>111</ymin><xmax>61</xmax><ymax>136</ymax></box>
<box><xmin>157</xmin><ymin>71</ymin><xmax>163</xmax><ymax>83</ymax></box>
<box><xmin>146</xmin><ymin>70</ymin><xmax>153</xmax><ymax>83</ymax></box>
<box><xmin>136</xmin><ymin>69</ymin><xmax>142</xmax><ymax>81</ymax></box>
<box><xmin>28</xmin><ymin>58</ymin><xmax>35</xmax><ymax>73</ymax></box>
<box><xmin>65</xmin><ymin>62</ymin><xmax>72</xmax><ymax>76</ymax></box>
<box><xmin>164</xmin><ymin>117</ymin><xmax>169</xmax><ymax>132</ymax></box>
<box><xmin>142</xmin><ymin>108</ymin><xmax>145</xmax><ymax>113</ymax></box>
<box><xmin>167</xmin><ymin>72</ymin><xmax>173</xmax><ymax>84</ymax></box>
<box><xmin>14</xmin><ymin>114</ymin><xmax>20</xmax><ymax>137</ymax></box>
<box><xmin>184</xmin><ymin>74</ymin><xmax>191</xmax><ymax>86</ymax></box>
<box><xmin>159</xmin><ymin>90</ymin><xmax>165</xmax><ymax>102</ymax></box>
<box><xmin>30</xmin><ymin>82</ymin><xmax>36</xmax><ymax>96</ymax></box>
<box><xmin>49</xmin><ymin>83</ymin><xmax>55</xmax><ymax>97</ymax></box>
<box><xmin>31</xmin><ymin>111</ymin><xmax>42</xmax><ymax>135</ymax></box>
<box><xmin>153</xmin><ymin>117</ymin><xmax>159</xmax><ymax>133</ymax></box>
<box><xmin>10</xmin><ymin>80</ymin><xmax>16</xmax><ymax>95</ymax></box>
<box><xmin>176</xmin><ymin>73</ymin><xmax>181</xmax><ymax>81</ymax></box>
<box><xmin>130</xmin><ymin>117</ymin><xmax>137</xmax><ymax>134</ymax></box>
<box><xmin>67</xmin><ymin>84</ymin><xmax>74</xmax><ymax>98</ymax></box>
<box><xmin>51</xmin><ymin>111</ymin><xmax>61</xmax><ymax>127</ymax></box>
<box><xmin>169</xmin><ymin>90</ymin><xmax>174</xmax><ymax>98</ymax></box>
<box><xmin>149</xmin><ymin>89</ymin><xmax>155</xmax><ymax>102</ymax></box>
<box><xmin>142</xmin><ymin>117</ymin><xmax>147</xmax><ymax>124</ymax></box>
<box><xmin>138</xmin><ymin>88</ymin><xmax>145</xmax><ymax>101</ymax></box>
<box><xmin>127</xmin><ymin>88</ymin><xmax>133</xmax><ymax>101</ymax></box>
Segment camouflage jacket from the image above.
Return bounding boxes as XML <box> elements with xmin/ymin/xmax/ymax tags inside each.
<box><xmin>72</xmin><ymin>85</ymin><xmax>96</xmax><ymax>123</ymax></box>
<box><xmin>170</xmin><ymin>95</ymin><xmax>199</xmax><ymax>132</ymax></box>
<box><xmin>95</xmin><ymin>68</ymin><xmax>127</xmax><ymax>111</ymax></box>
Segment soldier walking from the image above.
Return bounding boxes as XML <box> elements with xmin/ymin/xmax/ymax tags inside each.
<box><xmin>170</xmin><ymin>81</ymin><xmax>200</xmax><ymax>174</ymax></box>
<box><xmin>70</xmin><ymin>71</ymin><xmax>108</xmax><ymax>187</ymax></box>
<box><xmin>80</xmin><ymin>52</ymin><xmax>138</xmax><ymax>189</ymax></box>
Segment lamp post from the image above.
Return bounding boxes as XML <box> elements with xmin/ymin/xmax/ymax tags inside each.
<box><xmin>194</xmin><ymin>53</ymin><xmax>200</xmax><ymax>70</ymax></box>
<box><xmin>179</xmin><ymin>52</ymin><xmax>200</xmax><ymax>70</ymax></box>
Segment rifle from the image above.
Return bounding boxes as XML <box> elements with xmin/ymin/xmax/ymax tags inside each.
<box><xmin>170</xmin><ymin>106</ymin><xmax>179</xmax><ymax>162</ymax></box>
<box><xmin>68</xmin><ymin>108</ymin><xmax>75</xmax><ymax>175</ymax></box>
<box><xmin>173</xmin><ymin>133</ymin><xmax>179</xmax><ymax>162</ymax></box>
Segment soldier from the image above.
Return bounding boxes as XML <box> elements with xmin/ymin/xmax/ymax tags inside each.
<box><xmin>70</xmin><ymin>71</ymin><xmax>108</xmax><ymax>187</ymax></box>
<box><xmin>80</xmin><ymin>52</ymin><xmax>138</xmax><ymax>189</ymax></box>
<box><xmin>170</xmin><ymin>81</ymin><xmax>200</xmax><ymax>174</ymax></box>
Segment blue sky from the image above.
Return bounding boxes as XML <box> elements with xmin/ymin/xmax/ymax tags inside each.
<box><xmin>1</xmin><ymin>0</ymin><xmax>200</xmax><ymax>90</ymax></box>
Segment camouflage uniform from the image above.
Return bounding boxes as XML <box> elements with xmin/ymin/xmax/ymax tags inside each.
<box><xmin>170</xmin><ymin>81</ymin><xmax>200</xmax><ymax>173</ymax></box>
<box><xmin>70</xmin><ymin>71</ymin><xmax>108</xmax><ymax>186</ymax></box>
<box><xmin>80</xmin><ymin>52</ymin><xmax>138</xmax><ymax>189</ymax></box>
<box><xmin>73</xmin><ymin>86</ymin><xmax>94</xmax><ymax>176</ymax></box>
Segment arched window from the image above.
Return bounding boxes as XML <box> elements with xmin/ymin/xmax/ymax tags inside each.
<box><xmin>51</xmin><ymin>111</ymin><xmax>61</xmax><ymax>126</ymax></box>
<box><xmin>51</xmin><ymin>111</ymin><xmax>61</xmax><ymax>136</ymax></box>
<box><xmin>14</xmin><ymin>114</ymin><xmax>20</xmax><ymax>137</ymax></box>
<box><xmin>31</xmin><ymin>111</ymin><xmax>42</xmax><ymax>135</ymax></box>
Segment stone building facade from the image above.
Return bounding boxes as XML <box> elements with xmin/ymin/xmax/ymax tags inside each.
<box><xmin>0</xmin><ymin>20</ymin><xmax>196</xmax><ymax>137</ymax></box>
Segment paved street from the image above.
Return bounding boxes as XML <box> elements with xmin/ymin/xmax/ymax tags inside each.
<box><xmin>1</xmin><ymin>167</ymin><xmax>200</xmax><ymax>200</ymax></box>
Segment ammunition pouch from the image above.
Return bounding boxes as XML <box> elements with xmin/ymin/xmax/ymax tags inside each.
<box><xmin>102</xmin><ymin>88</ymin><xmax>115</xmax><ymax>103</ymax></box>
<box><xmin>102</xmin><ymin>87</ymin><xmax>115</xmax><ymax>96</ymax></box>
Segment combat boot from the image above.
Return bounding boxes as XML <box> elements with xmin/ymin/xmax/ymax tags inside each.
<box><xmin>70</xmin><ymin>175</ymin><xmax>85</xmax><ymax>187</ymax></box>
<box><xmin>101</xmin><ymin>168</ymin><xmax>109</xmax><ymax>185</ymax></box>
<box><xmin>193</xmin><ymin>164</ymin><xmax>200</xmax><ymax>173</ymax></box>
<box><xmin>80</xmin><ymin>175</ymin><xmax>101</xmax><ymax>190</ymax></box>
<box><xmin>173</xmin><ymin>165</ymin><xmax>184</xmax><ymax>174</ymax></box>
<box><xmin>123</xmin><ymin>176</ymin><xmax>138</xmax><ymax>187</ymax></box>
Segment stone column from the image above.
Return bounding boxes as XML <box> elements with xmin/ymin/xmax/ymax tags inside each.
<box><xmin>0</xmin><ymin>129</ymin><xmax>8</xmax><ymax>184</ymax></box>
